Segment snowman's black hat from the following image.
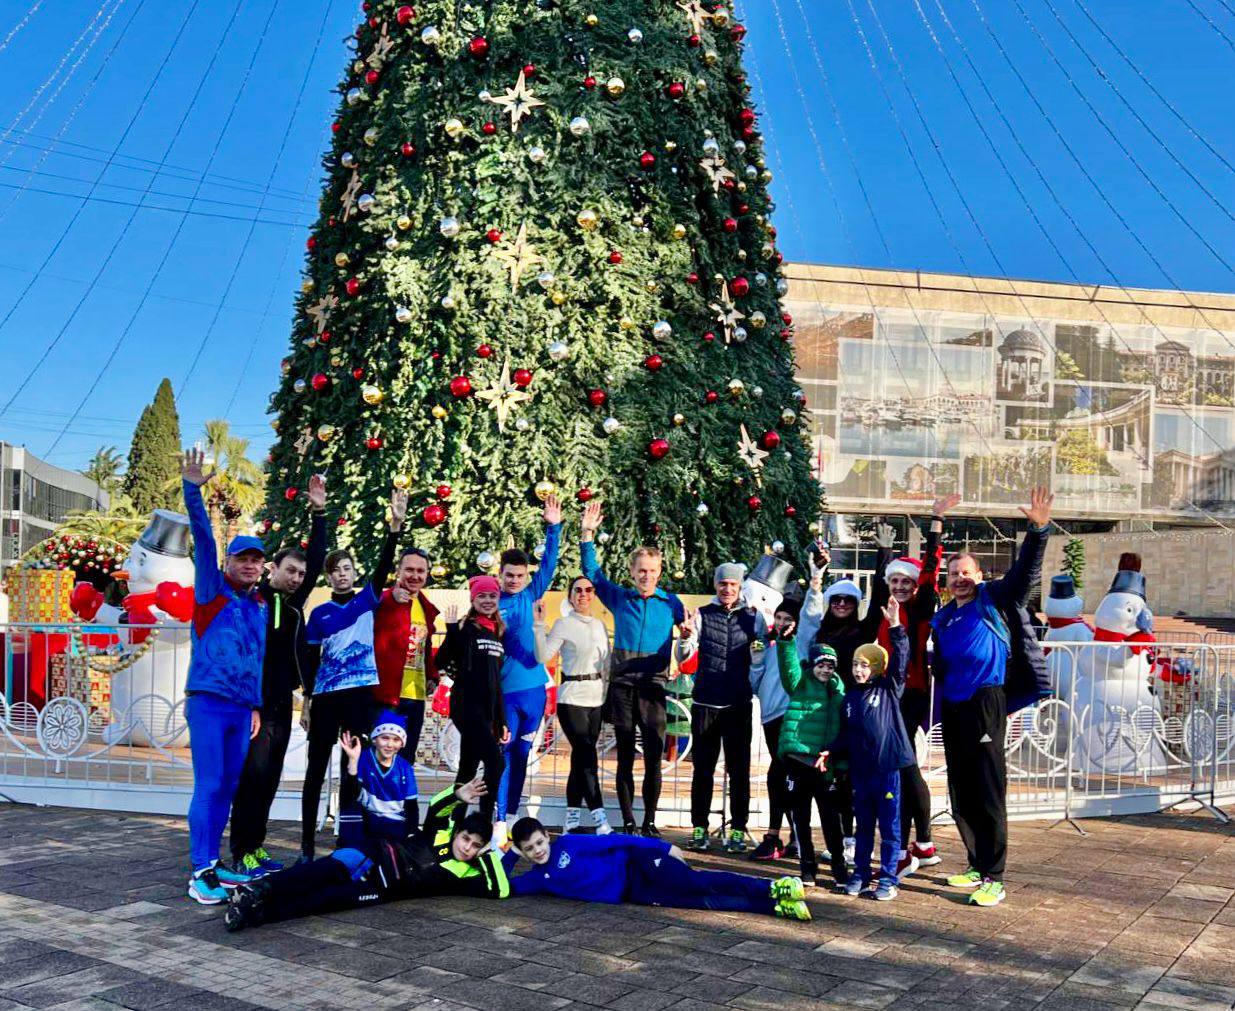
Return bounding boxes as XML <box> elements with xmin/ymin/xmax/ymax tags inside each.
<box><xmin>1049</xmin><ymin>574</ymin><xmax>1078</xmax><ymax>599</ymax></box>
<box><xmin>137</xmin><ymin>510</ymin><xmax>191</xmax><ymax>558</ymax></box>
<box><xmin>746</xmin><ymin>554</ymin><xmax>794</xmax><ymax>595</ymax></box>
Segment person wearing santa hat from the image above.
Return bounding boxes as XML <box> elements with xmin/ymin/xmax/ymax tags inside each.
<box><xmin>877</xmin><ymin>494</ymin><xmax>958</xmax><ymax>877</ymax></box>
<box><xmin>438</xmin><ymin>576</ymin><xmax>511</xmax><ymax>838</ymax></box>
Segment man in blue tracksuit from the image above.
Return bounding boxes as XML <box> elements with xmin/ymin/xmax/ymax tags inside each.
<box><xmin>494</xmin><ymin>493</ymin><xmax>562</xmax><ymax>842</ymax></box>
<box><xmin>180</xmin><ymin>448</ymin><xmax>267</xmax><ymax>905</ymax></box>
<box><xmin>836</xmin><ymin>599</ymin><xmax>912</xmax><ymax>902</ymax></box>
<box><xmin>504</xmin><ymin>816</ymin><xmax>810</xmax><ymax>920</ymax></box>
<box><xmin>579</xmin><ymin>500</ymin><xmax>686</xmax><ymax>835</ymax></box>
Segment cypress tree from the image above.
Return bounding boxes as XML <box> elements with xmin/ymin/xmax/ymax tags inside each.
<box><xmin>125</xmin><ymin>378</ymin><xmax>183</xmax><ymax>514</ymax></box>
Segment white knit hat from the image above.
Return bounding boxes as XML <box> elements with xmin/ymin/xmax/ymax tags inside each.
<box><xmin>822</xmin><ymin>579</ymin><xmax>862</xmax><ymax>604</ymax></box>
<box><xmin>884</xmin><ymin>556</ymin><xmax>923</xmax><ymax>584</ymax></box>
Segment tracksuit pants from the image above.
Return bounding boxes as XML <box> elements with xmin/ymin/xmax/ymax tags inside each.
<box><xmin>454</xmin><ymin>714</ymin><xmax>505</xmax><ymax>821</ymax></box>
<box><xmin>762</xmin><ymin>717</ymin><xmax>794</xmax><ymax>841</ymax></box>
<box><xmin>250</xmin><ymin>849</ymin><xmax>381</xmax><ymax>924</ymax></box>
<box><xmin>689</xmin><ymin>702</ymin><xmax>753</xmax><ymax>832</ymax></box>
<box><xmin>852</xmin><ymin>771</ymin><xmax>901</xmax><ymax>886</ymax></box>
<box><xmin>624</xmin><ymin>853</ymin><xmax>776</xmax><ymax>915</ymax></box>
<box><xmin>941</xmin><ymin>684</ymin><xmax>1008</xmax><ymax>879</ymax></box>
<box><xmin>229</xmin><ymin>708</ymin><xmax>291</xmax><ymax>861</ymax></box>
<box><xmin>185</xmin><ymin>693</ymin><xmax>252</xmax><ymax>872</ymax></box>
<box><xmin>785</xmin><ymin>757</ymin><xmax>848</xmax><ymax>882</ymax></box>
<box><xmin>301</xmin><ymin>686</ymin><xmax>377</xmax><ymax>855</ymax></box>
<box><xmin>607</xmin><ymin>683</ymin><xmax>667</xmax><ymax>828</ymax></box>
<box><xmin>497</xmin><ymin>685</ymin><xmax>546</xmax><ymax>821</ymax></box>
<box><xmin>556</xmin><ymin>703</ymin><xmax>604</xmax><ymax>811</ymax></box>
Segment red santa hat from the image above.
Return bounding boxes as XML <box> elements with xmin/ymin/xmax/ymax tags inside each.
<box><xmin>884</xmin><ymin>556</ymin><xmax>923</xmax><ymax>584</ymax></box>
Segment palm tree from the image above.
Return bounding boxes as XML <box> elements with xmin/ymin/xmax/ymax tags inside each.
<box><xmin>57</xmin><ymin>492</ymin><xmax>148</xmax><ymax>546</ymax></box>
<box><xmin>82</xmin><ymin>445</ymin><xmax>125</xmax><ymax>498</ymax></box>
<box><xmin>198</xmin><ymin>419</ymin><xmax>266</xmax><ymax>556</ymax></box>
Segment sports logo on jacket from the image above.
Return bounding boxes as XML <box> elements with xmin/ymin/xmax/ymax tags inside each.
<box><xmin>557</xmin><ymin>851</ymin><xmax>572</xmax><ymax>870</ymax></box>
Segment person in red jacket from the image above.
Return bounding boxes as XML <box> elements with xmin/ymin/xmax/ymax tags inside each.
<box><xmin>875</xmin><ymin>494</ymin><xmax>957</xmax><ymax>876</ymax></box>
<box><xmin>373</xmin><ymin>548</ymin><xmax>440</xmax><ymax>761</ymax></box>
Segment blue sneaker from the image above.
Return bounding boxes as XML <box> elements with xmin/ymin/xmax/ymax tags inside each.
<box><xmin>253</xmin><ymin>847</ymin><xmax>283</xmax><ymax>874</ymax></box>
<box><xmin>874</xmin><ymin>880</ymin><xmax>899</xmax><ymax>901</ymax></box>
<box><xmin>836</xmin><ymin>874</ymin><xmax>866</xmax><ymax>897</ymax></box>
<box><xmin>188</xmin><ymin>867</ymin><xmax>228</xmax><ymax>905</ymax></box>
<box><xmin>215</xmin><ymin>861</ymin><xmax>255</xmax><ymax>888</ymax></box>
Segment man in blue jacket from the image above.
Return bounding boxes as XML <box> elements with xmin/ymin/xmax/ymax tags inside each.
<box><xmin>494</xmin><ymin>493</ymin><xmax>562</xmax><ymax>845</ymax></box>
<box><xmin>931</xmin><ymin>486</ymin><xmax>1053</xmax><ymax>908</ymax></box>
<box><xmin>180</xmin><ymin>448</ymin><xmax>267</xmax><ymax>905</ymax></box>
<box><xmin>579</xmin><ymin>500</ymin><xmax>686</xmax><ymax>836</ymax></box>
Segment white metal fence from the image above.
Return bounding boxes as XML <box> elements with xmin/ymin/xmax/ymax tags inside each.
<box><xmin>0</xmin><ymin>621</ymin><xmax>1230</xmax><ymax>828</ymax></box>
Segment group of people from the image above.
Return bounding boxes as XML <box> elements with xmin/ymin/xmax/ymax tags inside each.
<box><xmin>177</xmin><ymin>444</ymin><xmax>1055</xmax><ymax>926</ymax></box>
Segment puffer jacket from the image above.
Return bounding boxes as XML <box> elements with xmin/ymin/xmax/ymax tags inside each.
<box><xmin>775</xmin><ymin>638</ymin><xmax>845</xmax><ymax>775</ymax></box>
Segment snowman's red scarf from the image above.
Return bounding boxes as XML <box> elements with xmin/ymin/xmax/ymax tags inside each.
<box><xmin>1092</xmin><ymin>626</ymin><xmax>1155</xmax><ymax>654</ymax></box>
<box><xmin>1046</xmin><ymin>615</ymin><xmax>1091</xmax><ymax>631</ymax></box>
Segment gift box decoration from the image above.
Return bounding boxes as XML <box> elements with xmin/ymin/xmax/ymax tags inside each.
<box><xmin>7</xmin><ymin>569</ymin><xmax>76</xmax><ymax>623</ymax></box>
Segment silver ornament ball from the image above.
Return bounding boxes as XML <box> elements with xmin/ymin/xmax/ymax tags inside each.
<box><xmin>627</xmin><ymin>27</ymin><xmax>643</xmax><ymax>43</ymax></box>
<box><xmin>771</xmin><ymin>540</ymin><xmax>785</xmax><ymax>555</ymax></box>
<box><xmin>547</xmin><ymin>340</ymin><xmax>569</xmax><ymax>362</ymax></box>
<box><xmin>602</xmin><ymin>417</ymin><xmax>621</xmax><ymax>435</ymax></box>
<box><xmin>439</xmin><ymin>215</ymin><xmax>461</xmax><ymax>238</ymax></box>
<box><xmin>569</xmin><ymin>116</ymin><xmax>591</xmax><ymax>137</ymax></box>
<box><xmin>652</xmin><ymin>320</ymin><xmax>672</xmax><ymax>341</ymax></box>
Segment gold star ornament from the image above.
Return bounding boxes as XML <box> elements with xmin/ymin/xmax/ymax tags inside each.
<box><xmin>306</xmin><ymin>293</ymin><xmax>339</xmax><ymax>334</ymax></box>
<box><xmin>709</xmin><ymin>282</ymin><xmax>747</xmax><ymax>344</ymax></box>
<box><xmin>489</xmin><ymin>70</ymin><xmax>546</xmax><ymax>133</ymax></box>
<box><xmin>491</xmin><ymin>221</ymin><xmax>545</xmax><ymax>292</ymax></box>
<box><xmin>700</xmin><ymin>154</ymin><xmax>736</xmax><ymax>193</ymax></box>
<box><xmin>737</xmin><ymin>424</ymin><xmax>769</xmax><ymax>482</ymax></box>
<box><xmin>677</xmin><ymin>0</ymin><xmax>710</xmax><ymax>34</ymax></box>
<box><xmin>475</xmin><ymin>359</ymin><xmax>533</xmax><ymax>431</ymax></box>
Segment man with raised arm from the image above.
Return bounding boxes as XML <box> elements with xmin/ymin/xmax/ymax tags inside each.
<box><xmin>580</xmin><ymin>500</ymin><xmax>685</xmax><ymax>836</ymax></box>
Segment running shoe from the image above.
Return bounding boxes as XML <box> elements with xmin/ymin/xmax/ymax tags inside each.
<box><xmin>770</xmin><ymin>876</ymin><xmax>805</xmax><ymax>902</ymax></box>
<box><xmin>910</xmin><ymin>841</ymin><xmax>940</xmax><ymax>866</ymax></box>
<box><xmin>895</xmin><ymin>852</ymin><xmax>921</xmax><ymax>879</ymax></box>
<box><xmin>874</xmin><ymin>881</ymin><xmax>899</xmax><ymax>902</ymax></box>
<box><xmin>224</xmin><ymin>883</ymin><xmax>266</xmax><ymax>932</ymax></box>
<box><xmin>215</xmin><ymin>862</ymin><xmax>254</xmax><ymax>888</ymax></box>
<box><xmin>686</xmin><ymin>827</ymin><xmax>709</xmax><ymax>851</ymax></box>
<box><xmin>621</xmin><ymin>822</ymin><xmax>639</xmax><ymax>835</ymax></box>
<box><xmin>238</xmin><ymin>852</ymin><xmax>266</xmax><ymax>878</ymax></box>
<box><xmin>641</xmin><ymin>823</ymin><xmax>661</xmax><ymax>839</ymax></box>
<box><xmin>187</xmin><ymin>867</ymin><xmax>228</xmax><ymax>905</ymax></box>
<box><xmin>253</xmin><ymin>848</ymin><xmax>283</xmax><ymax>874</ymax></box>
<box><xmin>969</xmin><ymin>879</ymin><xmax>1006</xmax><ymax>907</ymax></box>
<box><xmin>724</xmin><ymin>830</ymin><xmax>749</xmax><ymax>854</ymax></box>
<box><xmin>842</xmin><ymin>836</ymin><xmax>856</xmax><ymax>866</ymax></box>
<box><xmin>783</xmin><ymin>840</ymin><xmax>800</xmax><ymax>861</ymax></box>
<box><xmin>592</xmin><ymin>809</ymin><xmax>614</xmax><ymax>836</ymax></box>
<box><xmin>750</xmin><ymin>834</ymin><xmax>785</xmax><ymax>862</ymax></box>
<box><xmin>947</xmin><ymin>868</ymin><xmax>983</xmax><ymax>889</ymax></box>
<box><xmin>774</xmin><ymin>898</ymin><xmax>812</xmax><ymax>922</ymax></box>
<box><xmin>563</xmin><ymin>807</ymin><xmax>583</xmax><ymax>834</ymax></box>
<box><xmin>836</xmin><ymin>874</ymin><xmax>866</xmax><ymax>897</ymax></box>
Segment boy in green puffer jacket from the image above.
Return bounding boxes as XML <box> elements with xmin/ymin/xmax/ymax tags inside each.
<box><xmin>777</xmin><ymin>635</ymin><xmax>848</xmax><ymax>888</ymax></box>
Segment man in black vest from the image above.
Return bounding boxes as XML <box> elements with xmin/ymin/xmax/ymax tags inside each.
<box><xmin>676</xmin><ymin>562</ymin><xmax>770</xmax><ymax>854</ymax></box>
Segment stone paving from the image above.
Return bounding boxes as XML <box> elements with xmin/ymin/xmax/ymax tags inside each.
<box><xmin>0</xmin><ymin>806</ymin><xmax>1234</xmax><ymax>1010</ymax></box>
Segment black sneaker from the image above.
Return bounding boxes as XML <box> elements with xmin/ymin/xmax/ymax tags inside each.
<box><xmin>621</xmin><ymin>822</ymin><xmax>639</xmax><ymax>835</ymax></box>
<box><xmin>750</xmin><ymin>834</ymin><xmax>784</xmax><ymax>861</ymax></box>
<box><xmin>640</xmin><ymin>822</ymin><xmax>661</xmax><ymax>839</ymax></box>
<box><xmin>783</xmin><ymin>840</ymin><xmax>800</xmax><ymax>861</ymax></box>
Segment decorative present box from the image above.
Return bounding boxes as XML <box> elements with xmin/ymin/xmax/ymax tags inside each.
<box><xmin>7</xmin><ymin>569</ymin><xmax>75</xmax><ymax>623</ymax></box>
<box><xmin>55</xmin><ymin>652</ymin><xmax>111</xmax><ymax>727</ymax></box>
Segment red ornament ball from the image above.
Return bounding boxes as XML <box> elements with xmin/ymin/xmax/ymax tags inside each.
<box><xmin>686</xmin><ymin>272</ymin><xmax>699</xmax><ymax>284</ymax></box>
<box><xmin>721</xmin><ymin>178</ymin><xmax>736</xmax><ymax>191</ymax></box>
<box><xmin>780</xmin><ymin>328</ymin><xmax>792</xmax><ymax>341</ymax></box>
<box><xmin>337</xmin><ymin>516</ymin><xmax>348</xmax><ymax>527</ymax></box>
<box><xmin>739</xmin><ymin>107</ymin><xmax>757</xmax><ymax>126</ymax></box>
<box><xmin>731</xmin><ymin>23</ymin><xmax>748</xmax><ymax>41</ymax></box>
<box><xmin>401</xmin><ymin>141</ymin><xmax>416</xmax><ymax>157</ymax></box>
<box><xmin>482</xmin><ymin>121</ymin><xmax>497</xmax><ymax>135</ymax></box>
<box><xmin>730</xmin><ymin>275</ymin><xmax>750</xmax><ymax>297</ymax></box>
<box><xmin>396</xmin><ymin>5</ymin><xmax>415</xmax><ymax>25</ymax></box>
<box><xmin>738</xmin><ymin>203</ymin><xmax>750</xmax><ymax>214</ymax></box>
<box><xmin>522</xmin><ymin>63</ymin><xmax>536</xmax><ymax>78</ymax></box>
<box><xmin>319</xmin><ymin>331</ymin><xmax>331</xmax><ymax>344</ymax></box>
<box><xmin>576</xmin><ymin>487</ymin><xmax>594</xmax><ymax>503</ymax></box>
<box><xmin>512</xmin><ymin>368</ymin><xmax>533</xmax><ymax>388</ymax></box>
<box><xmin>468</xmin><ymin>36</ymin><xmax>489</xmax><ymax>57</ymax></box>
<box><xmin>435</xmin><ymin>483</ymin><xmax>452</xmax><ymax>499</ymax></box>
<box><xmin>705</xmin><ymin>389</ymin><xmax>719</xmax><ymax>404</ymax></box>
<box><xmin>702</xmin><ymin>331</ymin><xmax>716</xmax><ymax>343</ymax></box>
<box><xmin>352</xmin><ymin>367</ymin><xmax>365</xmax><ymax>379</ymax></box>
<box><xmin>587</xmin><ymin>388</ymin><xmax>607</xmax><ymax>408</ymax></box>
<box><xmin>723</xmin><ymin>217</ymin><xmax>738</xmax><ymax>233</ymax></box>
<box><xmin>639</xmin><ymin>151</ymin><xmax>656</xmax><ymax>169</ymax></box>
<box><xmin>687</xmin><ymin>33</ymin><xmax>701</xmax><ymax>47</ymax></box>
<box><xmin>366</xmin><ymin>436</ymin><xmax>384</xmax><ymax>450</ymax></box>
<box><xmin>644</xmin><ymin>354</ymin><xmax>664</xmax><ymax>371</ymax></box>
<box><xmin>306</xmin><ymin>236</ymin><xmax>316</xmax><ymax>250</ymax></box>
<box><xmin>365</xmin><ymin>69</ymin><xmax>379</xmax><ymax>85</ymax></box>
<box><xmin>476</xmin><ymin>343</ymin><xmax>493</xmax><ymax>359</ymax></box>
<box><xmin>284</xmin><ymin>487</ymin><xmax>299</xmax><ymax>501</ymax></box>
<box><xmin>486</xmin><ymin>228</ymin><xmax>503</xmax><ymax>244</ymax></box>
<box><xmin>449</xmin><ymin>375</ymin><xmax>473</xmax><ymax>398</ymax></box>
<box><xmin>760</xmin><ymin>430</ymin><xmax>782</xmax><ymax>450</ymax></box>
<box><xmin>667</xmin><ymin>81</ymin><xmax>686</xmax><ymax>99</ymax></box>
<box><xmin>423</xmin><ymin>503</ymin><xmax>448</xmax><ymax>527</ymax></box>
<box><xmin>648</xmin><ymin>438</ymin><xmax>671</xmax><ymax>460</ymax></box>
<box><xmin>782</xmin><ymin>312</ymin><xmax>794</xmax><ymax>324</ymax></box>
<box><xmin>345</xmin><ymin>277</ymin><xmax>361</xmax><ymax>295</ymax></box>
<box><xmin>583</xmin><ymin>75</ymin><xmax>597</xmax><ymax>89</ymax></box>
<box><xmin>608</xmin><ymin>250</ymin><xmax>623</xmax><ymax>265</ymax></box>
<box><xmin>746</xmin><ymin>495</ymin><xmax>763</xmax><ymax>513</ymax></box>
<box><xmin>311</xmin><ymin>372</ymin><xmax>329</xmax><ymax>391</ymax></box>
<box><xmin>784</xmin><ymin>505</ymin><xmax>797</xmax><ymax>517</ymax></box>
<box><xmin>331</xmin><ymin>121</ymin><xmax>341</xmax><ymax>133</ymax></box>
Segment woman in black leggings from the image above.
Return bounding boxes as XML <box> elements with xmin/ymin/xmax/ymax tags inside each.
<box><xmin>534</xmin><ymin>576</ymin><xmax>613</xmax><ymax>835</ymax></box>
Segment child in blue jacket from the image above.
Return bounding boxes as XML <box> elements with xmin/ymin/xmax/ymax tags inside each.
<box><xmin>336</xmin><ymin>711</ymin><xmax>419</xmax><ymax>848</ymax></box>
<box><xmin>504</xmin><ymin>817</ymin><xmax>811</xmax><ymax>920</ymax></box>
<box><xmin>836</xmin><ymin>598</ymin><xmax>914</xmax><ymax>901</ymax></box>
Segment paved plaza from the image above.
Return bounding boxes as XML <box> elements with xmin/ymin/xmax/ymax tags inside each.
<box><xmin>0</xmin><ymin>806</ymin><xmax>1233</xmax><ymax>1010</ymax></box>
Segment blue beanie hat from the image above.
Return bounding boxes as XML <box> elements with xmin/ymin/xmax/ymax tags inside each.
<box><xmin>371</xmin><ymin>710</ymin><xmax>408</xmax><ymax>744</ymax></box>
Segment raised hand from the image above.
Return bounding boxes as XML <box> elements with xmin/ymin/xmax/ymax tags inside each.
<box><xmin>179</xmin><ymin>448</ymin><xmax>214</xmax><ymax>487</ymax></box>
<box><xmin>533</xmin><ymin>598</ymin><xmax>547</xmax><ymax>624</ymax></box>
<box><xmin>677</xmin><ymin>607</ymin><xmax>696</xmax><ymax>640</ymax></box>
<box><xmin>580</xmin><ymin>500</ymin><xmax>603</xmax><ymax>537</ymax></box>
<box><xmin>543</xmin><ymin>493</ymin><xmax>562</xmax><ymax>526</ymax></box>
<box><xmin>814</xmin><ymin>750</ymin><xmax>830</xmax><ymax>773</ymax></box>
<box><xmin>778</xmin><ymin>619</ymin><xmax>797</xmax><ymax>640</ymax></box>
<box><xmin>340</xmin><ymin>730</ymin><xmax>362</xmax><ymax>764</ymax></box>
<box><xmin>307</xmin><ymin>474</ymin><xmax>327</xmax><ymax>511</ymax></box>
<box><xmin>444</xmin><ymin>604</ymin><xmax>459</xmax><ymax>624</ymax></box>
<box><xmin>931</xmin><ymin>492</ymin><xmax>961</xmax><ymax>517</ymax></box>
<box><xmin>455</xmin><ymin>776</ymin><xmax>488</xmax><ymax>804</ymax></box>
<box><xmin>874</xmin><ymin>521</ymin><xmax>896</xmax><ymax>550</ymax></box>
<box><xmin>389</xmin><ymin>489</ymin><xmax>409</xmax><ymax>531</ymax></box>
<box><xmin>1019</xmin><ymin>486</ymin><xmax>1055</xmax><ymax>529</ymax></box>
<box><xmin>882</xmin><ymin>596</ymin><xmax>901</xmax><ymax>626</ymax></box>
<box><xmin>808</xmin><ymin>540</ymin><xmax>829</xmax><ymax>585</ymax></box>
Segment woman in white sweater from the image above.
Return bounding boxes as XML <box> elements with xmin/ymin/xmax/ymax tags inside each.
<box><xmin>534</xmin><ymin>576</ymin><xmax>612</xmax><ymax>834</ymax></box>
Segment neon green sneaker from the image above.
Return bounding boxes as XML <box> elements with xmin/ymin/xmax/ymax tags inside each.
<box><xmin>239</xmin><ymin>852</ymin><xmax>263</xmax><ymax>875</ymax></box>
<box><xmin>724</xmin><ymin>829</ymin><xmax>748</xmax><ymax>854</ymax></box>
<box><xmin>947</xmin><ymin>868</ymin><xmax>983</xmax><ymax>889</ymax></box>
<box><xmin>253</xmin><ymin>848</ymin><xmax>283</xmax><ymax>873</ymax></box>
<box><xmin>770</xmin><ymin>876</ymin><xmax>805</xmax><ymax>902</ymax></box>
<box><xmin>969</xmin><ymin>879</ymin><xmax>1005</xmax><ymax>906</ymax></box>
<box><xmin>686</xmin><ymin>827</ymin><xmax>709</xmax><ymax>851</ymax></box>
<box><xmin>774</xmin><ymin>898</ymin><xmax>812</xmax><ymax>922</ymax></box>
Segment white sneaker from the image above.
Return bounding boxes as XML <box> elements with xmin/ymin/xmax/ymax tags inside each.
<box><xmin>592</xmin><ymin>808</ymin><xmax>613</xmax><ymax>835</ymax></box>
<box><xmin>492</xmin><ymin>820</ymin><xmax>509</xmax><ymax>850</ymax></box>
<box><xmin>563</xmin><ymin>807</ymin><xmax>582</xmax><ymax>833</ymax></box>
<box><xmin>843</xmin><ymin>837</ymin><xmax>856</xmax><ymax>866</ymax></box>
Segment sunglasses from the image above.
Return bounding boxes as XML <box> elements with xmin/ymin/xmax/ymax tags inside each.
<box><xmin>572</xmin><ymin>586</ymin><xmax>596</xmax><ymax>595</ymax></box>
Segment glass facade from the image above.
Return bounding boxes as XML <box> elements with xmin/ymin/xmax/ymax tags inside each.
<box><xmin>0</xmin><ymin>444</ymin><xmax>107</xmax><ymax>571</ymax></box>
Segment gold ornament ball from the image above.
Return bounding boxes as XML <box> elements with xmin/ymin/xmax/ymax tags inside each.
<box><xmin>703</xmin><ymin>49</ymin><xmax>718</xmax><ymax>66</ymax></box>
<box><xmin>392</xmin><ymin>474</ymin><xmax>411</xmax><ymax>490</ymax></box>
<box><xmin>728</xmin><ymin>378</ymin><xmax>745</xmax><ymax>395</ymax></box>
<box><xmin>671</xmin><ymin>223</ymin><xmax>687</xmax><ymax>240</ymax></box>
<box><xmin>361</xmin><ymin>384</ymin><xmax>384</xmax><ymax>405</ymax></box>
<box><xmin>673</xmin><ymin>570</ymin><xmax>686</xmax><ymax>580</ymax></box>
<box><xmin>397</xmin><ymin>214</ymin><xmax>412</xmax><ymax>231</ymax></box>
<box><xmin>270</xmin><ymin>418</ymin><xmax>280</xmax><ymax>432</ymax></box>
<box><xmin>334</xmin><ymin>252</ymin><xmax>350</xmax><ymax>267</ymax></box>
<box><xmin>606</xmin><ymin>76</ymin><xmax>626</xmax><ymax>97</ymax></box>
<box><xmin>301</xmin><ymin>279</ymin><xmax>314</xmax><ymax>293</ymax></box>
<box><xmin>749</xmin><ymin>310</ymin><xmax>767</xmax><ymax>329</ymax></box>
<box><xmin>444</xmin><ymin>118</ymin><xmax>464</xmax><ymax>139</ymax></box>
<box><xmin>619</xmin><ymin>316</ymin><xmax>636</xmax><ymax>331</ymax></box>
<box><xmin>645</xmin><ymin>280</ymin><xmax>660</xmax><ymax>293</ymax></box>
<box><xmin>808</xmin><ymin>521</ymin><xmax>823</xmax><ymax>535</ymax></box>
<box><xmin>430</xmin><ymin>563</ymin><xmax>449</xmax><ymax>579</ymax></box>
<box><xmin>551</xmin><ymin>290</ymin><xmax>568</xmax><ymax>306</ymax></box>
<box><xmin>352</xmin><ymin>59</ymin><xmax>365</xmax><ymax>74</ymax></box>
<box><xmin>576</xmin><ymin>208</ymin><xmax>599</xmax><ymax>231</ymax></box>
<box><xmin>632</xmin><ymin>214</ymin><xmax>645</xmax><ymax>228</ymax></box>
<box><xmin>317</xmin><ymin>424</ymin><xmax>336</xmax><ymax>442</ymax></box>
<box><xmin>672</xmin><ymin>413</ymin><xmax>686</xmax><ymax>427</ymax></box>
<box><xmin>271</xmin><ymin>521</ymin><xmax>282</xmax><ymax>532</ymax></box>
<box><xmin>585</xmin><ymin>13</ymin><xmax>599</xmax><ymax>26</ymax></box>
<box><xmin>781</xmin><ymin>408</ymin><xmax>797</xmax><ymax>425</ymax></box>
<box><xmin>664</xmin><ymin>139</ymin><xmax>678</xmax><ymax>152</ymax></box>
<box><xmin>534</xmin><ymin>480</ymin><xmax>558</xmax><ymax>502</ymax></box>
<box><xmin>329</xmin><ymin>355</ymin><xmax>342</xmax><ymax>367</ymax></box>
<box><xmin>432</xmin><ymin>405</ymin><xmax>448</xmax><ymax>419</ymax></box>
<box><xmin>712</xmin><ymin>8</ymin><xmax>730</xmax><ymax>26</ymax></box>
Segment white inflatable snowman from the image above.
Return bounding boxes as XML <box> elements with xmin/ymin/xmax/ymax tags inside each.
<box><xmin>742</xmin><ymin>555</ymin><xmax>794</xmax><ymax>624</ymax></box>
<box><xmin>1071</xmin><ymin>555</ymin><xmax>1167</xmax><ymax>774</ymax></box>
<box><xmin>1042</xmin><ymin>574</ymin><xmax>1093</xmax><ymax>707</ymax></box>
<box><xmin>71</xmin><ymin>510</ymin><xmax>195</xmax><ymax>747</ymax></box>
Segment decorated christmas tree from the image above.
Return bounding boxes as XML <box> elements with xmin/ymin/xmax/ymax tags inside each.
<box><xmin>263</xmin><ymin>0</ymin><xmax>823</xmax><ymax>587</ymax></box>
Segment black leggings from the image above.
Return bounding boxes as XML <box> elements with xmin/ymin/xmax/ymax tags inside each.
<box><xmin>899</xmin><ymin>689</ymin><xmax>933</xmax><ymax>845</ymax></box>
<box><xmin>301</xmin><ymin>687</ymin><xmax>376</xmax><ymax>854</ymax></box>
<box><xmin>254</xmin><ymin>853</ymin><xmax>381</xmax><ymax>924</ymax></box>
<box><xmin>230</xmin><ymin>711</ymin><xmax>291</xmax><ymax>860</ymax></box>
<box><xmin>607</xmin><ymin>683</ymin><xmax>667</xmax><ymax>827</ymax></box>
<box><xmin>454</xmin><ymin>715</ymin><xmax>504</xmax><ymax>821</ymax></box>
<box><xmin>762</xmin><ymin>718</ymin><xmax>793</xmax><ymax>840</ymax></box>
<box><xmin>785</xmin><ymin>758</ymin><xmax>849</xmax><ymax>882</ymax></box>
<box><xmin>557</xmin><ymin>703</ymin><xmax>603</xmax><ymax>810</ymax></box>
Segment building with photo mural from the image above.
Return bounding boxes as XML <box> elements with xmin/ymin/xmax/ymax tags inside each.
<box><xmin>783</xmin><ymin>263</ymin><xmax>1235</xmax><ymax>585</ymax></box>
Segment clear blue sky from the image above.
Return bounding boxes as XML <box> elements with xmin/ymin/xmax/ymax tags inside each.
<box><xmin>0</xmin><ymin>0</ymin><xmax>1230</xmax><ymax>471</ymax></box>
